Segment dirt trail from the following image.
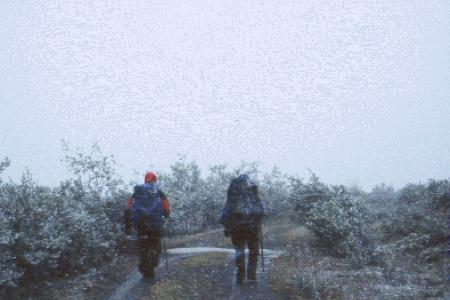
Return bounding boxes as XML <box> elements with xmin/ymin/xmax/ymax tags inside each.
<box><xmin>108</xmin><ymin>247</ymin><xmax>282</xmax><ymax>300</ymax></box>
<box><xmin>108</xmin><ymin>226</ymin><xmax>284</xmax><ymax>300</ymax></box>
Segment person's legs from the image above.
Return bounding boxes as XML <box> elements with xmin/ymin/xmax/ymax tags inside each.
<box><xmin>138</xmin><ymin>233</ymin><xmax>152</xmax><ymax>277</ymax></box>
<box><xmin>137</xmin><ymin>228</ymin><xmax>161</xmax><ymax>279</ymax></box>
<box><xmin>231</xmin><ymin>231</ymin><xmax>246</xmax><ymax>284</ymax></box>
<box><xmin>147</xmin><ymin>229</ymin><xmax>161</xmax><ymax>270</ymax></box>
<box><xmin>247</xmin><ymin>228</ymin><xmax>259</xmax><ymax>280</ymax></box>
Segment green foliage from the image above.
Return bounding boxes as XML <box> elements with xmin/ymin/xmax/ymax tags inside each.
<box><xmin>392</xmin><ymin>180</ymin><xmax>448</xmax><ymax>246</ymax></box>
<box><xmin>289</xmin><ymin>173</ymin><xmax>370</xmax><ymax>262</ymax></box>
<box><xmin>364</xmin><ymin>180</ymin><xmax>449</xmax><ymax>296</ymax></box>
<box><xmin>0</xmin><ymin>146</ymin><xmax>127</xmax><ymax>291</ymax></box>
<box><xmin>61</xmin><ymin>142</ymin><xmax>123</xmax><ymax>197</ymax></box>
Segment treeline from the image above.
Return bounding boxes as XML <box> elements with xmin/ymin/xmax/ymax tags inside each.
<box><xmin>0</xmin><ymin>145</ymin><xmax>448</xmax><ymax>293</ymax></box>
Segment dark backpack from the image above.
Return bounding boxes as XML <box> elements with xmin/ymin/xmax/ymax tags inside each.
<box><xmin>221</xmin><ymin>175</ymin><xmax>264</xmax><ymax>226</ymax></box>
<box><xmin>130</xmin><ymin>183</ymin><xmax>164</xmax><ymax>230</ymax></box>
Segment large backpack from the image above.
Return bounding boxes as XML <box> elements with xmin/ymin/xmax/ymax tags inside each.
<box><xmin>130</xmin><ymin>183</ymin><xmax>164</xmax><ymax>231</ymax></box>
<box><xmin>221</xmin><ymin>175</ymin><xmax>264</xmax><ymax>226</ymax></box>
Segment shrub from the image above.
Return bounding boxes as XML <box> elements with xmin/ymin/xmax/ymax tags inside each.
<box><xmin>0</xmin><ymin>147</ymin><xmax>126</xmax><ymax>291</ymax></box>
<box><xmin>388</xmin><ymin>180</ymin><xmax>449</xmax><ymax>249</ymax></box>
<box><xmin>289</xmin><ymin>174</ymin><xmax>371</xmax><ymax>263</ymax></box>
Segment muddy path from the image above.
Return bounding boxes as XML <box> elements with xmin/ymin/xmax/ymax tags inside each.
<box><xmin>108</xmin><ymin>247</ymin><xmax>283</xmax><ymax>300</ymax></box>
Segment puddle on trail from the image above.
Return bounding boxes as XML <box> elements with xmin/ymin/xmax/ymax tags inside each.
<box><xmin>168</xmin><ymin>247</ymin><xmax>282</xmax><ymax>257</ymax></box>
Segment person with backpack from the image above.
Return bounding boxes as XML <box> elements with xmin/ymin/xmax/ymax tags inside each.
<box><xmin>124</xmin><ymin>171</ymin><xmax>170</xmax><ymax>279</ymax></box>
<box><xmin>220</xmin><ymin>174</ymin><xmax>264</xmax><ymax>284</ymax></box>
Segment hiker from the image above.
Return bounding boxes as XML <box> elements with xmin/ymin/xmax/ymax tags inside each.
<box><xmin>124</xmin><ymin>171</ymin><xmax>170</xmax><ymax>279</ymax></box>
<box><xmin>220</xmin><ymin>174</ymin><xmax>264</xmax><ymax>284</ymax></box>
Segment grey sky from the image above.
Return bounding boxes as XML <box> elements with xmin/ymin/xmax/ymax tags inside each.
<box><xmin>1</xmin><ymin>1</ymin><xmax>449</xmax><ymax>190</ymax></box>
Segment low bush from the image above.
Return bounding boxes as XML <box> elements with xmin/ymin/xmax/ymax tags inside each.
<box><xmin>289</xmin><ymin>173</ymin><xmax>372</xmax><ymax>265</ymax></box>
<box><xmin>0</xmin><ymin>147</ymin><xmax>126</xmax><ymax>291</ymax></box>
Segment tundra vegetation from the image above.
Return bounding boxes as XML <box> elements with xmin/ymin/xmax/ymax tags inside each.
<box><xmin>0</xmin><ymin>145</ymin><xmax>448</xmax><ymax>299</ymax></box>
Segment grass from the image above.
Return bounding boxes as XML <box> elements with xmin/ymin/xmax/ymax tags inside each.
<box><xmin>178</xmin><ymin>252</ymin><xmax>230</xmax><ymax>268</ymax></box>
<box><xmin>148</xmin><ymin>279</ymin><xmax>184</xmax><ymax>300</ymax></box>
<box><xmin>149</xmin><ymin>252</ymin><xmax>232</xmax><ymax>299</ymax></box>
<box><xmin>265</xmin><ymin>219</ymin><xmax>448</xmax><ymax>299</ymax></box>
<box><xmin>166</xmin><ymin>228</ymin><xmax>232</xmax><ymax>249</ymax></box>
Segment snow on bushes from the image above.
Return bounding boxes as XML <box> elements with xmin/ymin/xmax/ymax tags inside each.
<box><xmin>289</xmin><ymin>173</ymin><xmax>372</xmax><ymax>264</ymax></box>
<box><xmin>0</xmin><ymin>148</ymin><xmax>126</xmax><ymax>290</ymax></box>
<box><xmin>1</xmin><ymin>149</ymin><xmax>448</xmax><ymax>295</ymax></box>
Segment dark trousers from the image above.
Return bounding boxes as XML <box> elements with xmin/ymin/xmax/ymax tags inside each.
<box><xmin>137</xmin><ymin>228</ymin><xmax>161</xmax><ymax>275</ymax></box>
<box><xmin>231</xmin><ymin>224</ymin><xmax>259</xmax><ymax>281</ymax></box>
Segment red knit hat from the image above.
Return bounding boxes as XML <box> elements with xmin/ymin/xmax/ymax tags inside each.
<box><xmin>144</xmin><ymin>171</ymin><xmax>157</xmax><ymax>183</ymax></box>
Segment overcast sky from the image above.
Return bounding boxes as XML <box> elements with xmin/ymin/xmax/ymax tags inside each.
<box><xmin>1</xmin><ymin>1</ymin><xmax>449</xmax><ymax>190</ymax></box>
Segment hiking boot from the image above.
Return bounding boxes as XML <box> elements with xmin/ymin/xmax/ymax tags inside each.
<box><xmin>236</xmin><ymin>272</ymin><xmax>245</xmax><ymax>285</ymax></box>
<box><xmin>247</xmin><ymin>265</ymin><xmax>257</xmax><ymax>281</ymax></box>
<box><xmin>247</xmin><ymin>272</ymin><xmax>257</xmax><ymax>281</ymax></box>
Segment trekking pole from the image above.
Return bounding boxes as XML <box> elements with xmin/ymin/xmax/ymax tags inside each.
<box><xmin>260</xmin><ymin>223</ymin><xmax>265</xmax><ymax>272</ymax></box>
<box><xmin>162</xmin><ymin>219</ymin><xmax>169</xmax><ymax>272</ymax></box>
<box><xmin>163</xmin><ymin>238</ymin><xmax>169</xmax><ymax>272</ymax></box>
